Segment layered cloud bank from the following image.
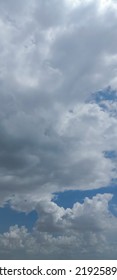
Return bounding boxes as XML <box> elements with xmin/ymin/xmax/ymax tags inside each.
<box><xmin>0</xmin><ymin>0</ymin><xmax>117</xmax><ymax>258</ymax></box>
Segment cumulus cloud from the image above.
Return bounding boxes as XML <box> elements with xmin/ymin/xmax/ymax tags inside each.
<box><xmin>0</xmin><ymin>0</ymin><xmax>117</xmax><ymax>258</ymax></box>
<box><xmin>0</xmin><ymin>225</ymin><xmax>37</xmax><ymax>259</ymax></box>
<box><xmin>0</xmin><ymin>194</ymin><xmax>117</xmax><ymax>259</ymax></box>
<box><xmin>0</xmin><ymin>1</ymin><xmax>117</xmax><ymax>207</ymax></box>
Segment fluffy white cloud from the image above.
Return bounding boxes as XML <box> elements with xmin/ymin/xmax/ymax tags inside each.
<box><xmin>0</xmin><ymin>194</ymin><xmax>117</xmax><ymax>259</ymax></box>
<box><xmin>0</xmin><ymin>225</ymin><xmax>37</xmax><ymax>259</ymax></box>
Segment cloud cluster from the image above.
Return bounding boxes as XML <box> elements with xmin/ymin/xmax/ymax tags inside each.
<box><xmin>0</xmin><ymin>194</ymin><xmax>117</xmax><ymax>259</ymax></box>
<box><xmin>1</xmin><ymin>96</ymin><xmax>117</xmax><ymax>211</ymax></box>
<box><xmin>0</xmin><ymin>0</ymin><xmax>117</xmax><ymax>211</ymax></box>
<box><xmin>0</xmin><ymin>0</ymin><xmax>117</xmax><ymax>258</ymax></box>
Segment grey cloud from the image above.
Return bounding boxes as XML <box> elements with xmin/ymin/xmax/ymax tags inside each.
<box><xmin>0</xmin><ymin>0</ymin><xmax>117</xmax><ymax>210</ymax></box>
<box><xmin>35</xmin><ymin>0</ymin><xmax>66</xmax><ymax>29</ymax></box>
<box><xmin>0</xmin><ymin>91</ymin><xmax>117</xmax><ymax>209</ymax></box>
<box><xmin>0</xmin><ymin>0</ymin><xmax>117</xmax><ymax>260</ymax></box>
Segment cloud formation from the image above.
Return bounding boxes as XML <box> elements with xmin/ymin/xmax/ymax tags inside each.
<box><xmin>0</xmin><ymin>194</ymin><xmax>117</xmax><ymax>259</ymax></box>
<box><xmin>0</xmin><ymin>0</ymin><xmax>117</xmax><ymax>258</ymax></box>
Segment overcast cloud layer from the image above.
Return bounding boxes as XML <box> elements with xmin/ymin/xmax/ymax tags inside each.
<box><xmin>0</xmin><ymin>0</ymin><xmax>117</xmax><ymax>259</ymax></box>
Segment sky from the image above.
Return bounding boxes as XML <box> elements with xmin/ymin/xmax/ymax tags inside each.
<box><xmin>0</xmin><ymin>0</ymin><xmax>117</xmax><ymax>259</ymax></box>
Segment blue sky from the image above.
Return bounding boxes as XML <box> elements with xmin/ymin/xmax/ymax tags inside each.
<box><xmin>54</xmin><ymin>186</ymin><xmax>117</xmax><ymax>214</ymax></box>
<box><xmin>0</xmin><ymin>184</ymin><xmax>117</xmax><ymax>234</ymax></box>
<box><xmin>0</xmin><ymin>0</ymin><xmax>117</xmax><ymax>260</ymax></box>
<box><xmin>0</xmin><ymin>206</ymin><xmax>37</xmax><ymax>234</ymax></box>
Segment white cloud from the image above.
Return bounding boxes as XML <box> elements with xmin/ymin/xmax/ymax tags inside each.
<box><xmin>0</xmin><ymin>194</ymin><xmax>117</xmax><ymax>259</ymax></box>
<box><xmin>0</xmin><ymin>225</ymin><xmax>37</xmax><ymax>259</ymax></box>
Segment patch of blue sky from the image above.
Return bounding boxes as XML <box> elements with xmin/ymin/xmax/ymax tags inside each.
<box><xmin>87</xmin><ymin>86</ymin><xmax>117</xmax><ymax>105</ymax></box>
<box><xmin>53</xmin><ymin>186</ymin><xmax>117</xmax><ymax>217</ymax></box>
<box><xmin>104</xmin><ymin>150</ymin><xmax>117</xmax><ymax>159</ymax></box>
<box><xmin>0</xmin><ymin>205</ymin><xmax>38</xmax><ymax>234</ymax></box>
<box><xmin>1</xmin><ymin>185</ymin><xmax>117</xmax><ymax>234</ymax></box>
<box><xmin>95</xmin><ymin>87</ymin><xmax>117</xmax><ymax>102</ymax></box>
